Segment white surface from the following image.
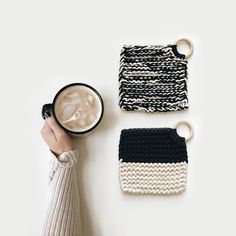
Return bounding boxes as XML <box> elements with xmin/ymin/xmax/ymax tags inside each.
<box><xmin>0</xmin><ymin>0</ymin><xmax>235</xmax><ymax>235</ymax></box>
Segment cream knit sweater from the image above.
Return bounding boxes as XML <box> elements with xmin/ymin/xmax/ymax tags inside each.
<box><xmin>42</xmin><ymin>150</ymin><xmax>81</xmax><ymax>236</ymax></box>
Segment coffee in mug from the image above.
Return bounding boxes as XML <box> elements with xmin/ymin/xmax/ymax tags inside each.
<box><xmin>42</xmin><ymin>83</ymin><xmax>104</xmax><ymax>135</ymax></box>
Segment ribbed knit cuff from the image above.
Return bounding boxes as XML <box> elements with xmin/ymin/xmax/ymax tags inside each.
<box><xmin>48</xmin><ymin>149</ymin><xmax>79</xmax><ymax>184</ymax></box>
<box><xmin>57</xmin><ymin>150</ymin><xmax>79</xmax><ymax>167</ymax></box>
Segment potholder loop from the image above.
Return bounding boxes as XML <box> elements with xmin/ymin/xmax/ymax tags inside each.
<box><xmin>175</xmin><ymin>120</ymin><xmax>194</xmax><ymax>142</ymax></box>
<box><xmin>176</xmin><ymin>38</ymin><xmax>194</xmax><ymax>59</ymax></box>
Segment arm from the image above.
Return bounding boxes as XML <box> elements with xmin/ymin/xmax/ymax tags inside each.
<box><xmin>41</xmin><ymin>117</ymin><xmax>81</xmax><ymax>236</ymax></box>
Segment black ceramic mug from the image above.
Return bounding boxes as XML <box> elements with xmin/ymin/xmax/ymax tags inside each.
<box><xmin>42</xmin><ymin>83</ymin><xmax>104</xmax><ymax>135</ymax></box>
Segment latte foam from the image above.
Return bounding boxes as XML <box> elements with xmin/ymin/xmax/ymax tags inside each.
<box><xmin>54</xmin><ymin>85</ymin><xmax>102</xmax><ymax>132</ymax></box>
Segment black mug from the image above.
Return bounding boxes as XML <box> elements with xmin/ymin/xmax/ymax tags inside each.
<box><xmin>42</xmin><ymin>83</ymin><xmax>104</xmax><ymax>135</ymax></box>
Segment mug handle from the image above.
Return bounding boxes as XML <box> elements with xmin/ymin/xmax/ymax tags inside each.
<box><xmin>42</xmin><ymin>104</ymin><xmax>53</xmax><ymax>119</ymax></box>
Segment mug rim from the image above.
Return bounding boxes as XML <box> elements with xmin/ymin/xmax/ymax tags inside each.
<box><xmin>52</xmin><ymin>83</ymin><xmax>104</xmax><ymax>135</ymax></box>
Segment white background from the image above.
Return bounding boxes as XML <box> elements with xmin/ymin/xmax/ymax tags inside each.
<box><xmin>0</xmin><ymin>0</ymin><xmax>235</xmax><ymax>235</ymax></box>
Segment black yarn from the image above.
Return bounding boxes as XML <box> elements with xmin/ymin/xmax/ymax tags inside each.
<box><xmin>119</xmin><ymin>128</ymin><xmax>188</xmax><ymax>163</ymax></box>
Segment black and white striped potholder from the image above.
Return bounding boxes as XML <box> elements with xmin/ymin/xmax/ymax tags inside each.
<box><xmin>118</xmin><ymin>41</ymin><xmax>192</xmax><ymax>112</ymax></box>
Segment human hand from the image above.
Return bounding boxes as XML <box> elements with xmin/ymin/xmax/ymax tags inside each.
<box><xmin>41</xmin><ymin>116</ymin><xmax>74</xmax><ymax>157</ymax></box>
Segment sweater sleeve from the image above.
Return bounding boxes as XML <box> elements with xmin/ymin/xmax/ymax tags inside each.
<box><xmin>41</xmin><ymin>150</ymin><xmax>81</xmax><ymax>236</ymax></box>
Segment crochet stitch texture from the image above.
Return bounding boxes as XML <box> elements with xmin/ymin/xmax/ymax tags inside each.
<box><xmin>119</xmin><ymin>44</ymin><xmax>189</xmax><ymax>112</ymax></box>
<box><xmin>119</xmin><ymin>128</ymin><xmax>188</xmax><ymax>194</ymax></box>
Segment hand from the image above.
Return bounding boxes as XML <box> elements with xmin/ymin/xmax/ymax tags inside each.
<box><xmin>41</xmin><ymin>116</ymin><xmax>74</xmax><ymax>157</ymax></box>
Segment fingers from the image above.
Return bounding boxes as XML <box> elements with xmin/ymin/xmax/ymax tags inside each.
<box><xmin>41</xmin><ymin>116</ymin><xmax>74</xmax><ymax>156</ymax></box>
<box><xmin>46</xmin><ymin>116</ymin><xmax>67</xmax><ymax>139</ymax></box>
<box><xmin>41</xmin><ymin>120</ymin><xmax>56</xmax><ymax>142</ymax></box>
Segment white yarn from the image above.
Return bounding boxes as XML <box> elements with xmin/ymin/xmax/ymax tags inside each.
<box><xmin>119</xmin><ymin>161</ymin><xmax>188</xmax><ymax>194</ymax></box>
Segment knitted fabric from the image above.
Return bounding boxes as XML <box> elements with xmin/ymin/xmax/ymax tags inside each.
<box><xmin>42</xmin><ymin>150</ymin><xmax>81</xmax><ymax>236</ymax></box>
<box><xmin>119</xmin><ymin>128</ymin><xmax>188</xmax><ymax>194</ymax></box>
<box><xmin>118</xmin><ymin>44</ymin><xmax>189</xmax><ymax>112</ymax></box>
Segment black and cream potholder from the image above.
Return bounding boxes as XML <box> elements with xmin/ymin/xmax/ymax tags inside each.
<box><xmin>119</xmin><ymin>123</ymin><xmax>193</xmax><ymax>195</ymax></box>
<box><xmin>118</xmin><ymin>39</ymin><xmax>193</xmax><ymax>112</ymax></box>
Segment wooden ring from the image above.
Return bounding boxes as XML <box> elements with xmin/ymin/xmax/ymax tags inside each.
<box><xmin>175</xmin><ymin>121</ymin><xmax>194</xmax><ymax>142</ymax></box>
<box><xmin>176</xmin><ymin>38</ymin><xmax>194</xmax><ymax>59</ymax></box>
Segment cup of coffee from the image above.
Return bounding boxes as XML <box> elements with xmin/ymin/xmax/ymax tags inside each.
<box><xmin>42</xmin><ymin>83</ymin><xmax>104</xmax><ymax>135</ymax></box>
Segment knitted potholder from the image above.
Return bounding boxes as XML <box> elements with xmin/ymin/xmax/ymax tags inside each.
<box><xmin>119</xmin><ymin>128</ymin><xmax>188</xmax><ymax>194</ymax></box>
<box><xmin>118</xmin><ymin>43</ymin><xmax>190</xmax><ymax>112</ymax></box>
